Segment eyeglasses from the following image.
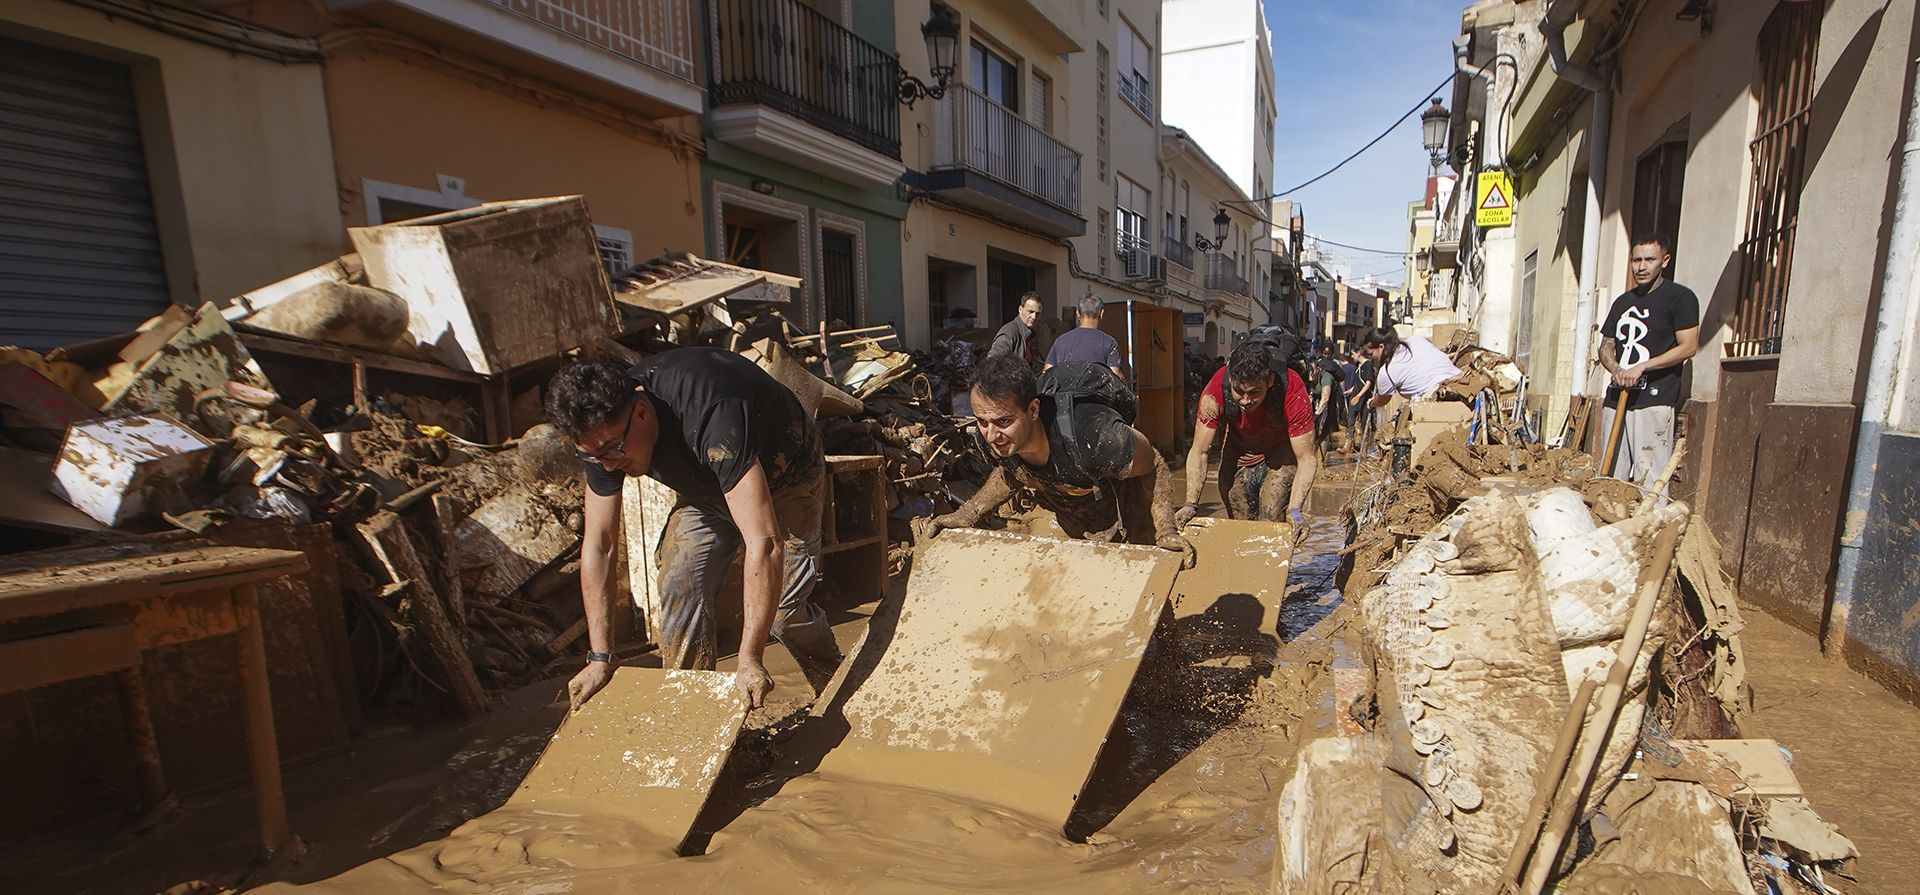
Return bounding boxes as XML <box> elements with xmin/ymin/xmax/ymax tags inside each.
<box><xmin>576</xmin><ymin>401</ymin><xmax>638</xmax><ymax>464</ymax></box>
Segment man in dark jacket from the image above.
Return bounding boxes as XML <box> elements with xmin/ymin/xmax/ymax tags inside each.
<box><xmin>987</xmin><ymin>292</ymin><xmax>1044</xmax><ymax>372</ymax></box>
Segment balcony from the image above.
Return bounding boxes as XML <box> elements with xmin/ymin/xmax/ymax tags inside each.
<box><xmin>708</xmin><ymin>0</ymin><xmax>905</xmax><ymax>188</ymax></box>
<box><xmin>1203</xmin><ymin>254</ymin><xmax>1248</xmax><ymax>296</ymax></box>
<box><xmin>909</xmin><ymin>83</ymin><xmax>1082</xmax><ymax>237</ymax></box>
<box><xmin>1163</xmin><ymin>233</ymin><xmax>1194</xmax><ymax>270</ymax></box>
<box><xmin>328</xmin><ymin>0</ymin><xmax>699</xmax><ymax>116</ymax></box>
<box><xmin>1117</xmin><ymin>72</ymin><xmax>1153</xmax><ymax>120</ymax></box>
<box><xmin>1117</xmin><ymin>232</ymin><xmax>1162</xmax><ymax>280</ymax></box>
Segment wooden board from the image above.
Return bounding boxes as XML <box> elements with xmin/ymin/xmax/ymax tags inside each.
<box><xmin>815</xmin><ymin>529</ymin><xmax>1178</xmax><ymax>830</ymax></box>
<box><xmin>1169</xmin><ymin>517</ymin><xmax>1293</xmax><ymax>667</ymax></box>
<box><xmin>511</xmin><ymin>667</ymin><xmax>743</xmax><ymax>848</ymax></box>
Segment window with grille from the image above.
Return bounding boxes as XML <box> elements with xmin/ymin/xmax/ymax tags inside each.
<box><xmin>1116</xmin><ymin>19</ymin><xmax>1152</xmax><ymax>119</ymax></box>
<box><xmin>1115</xmin><ymin>175</ymin><xmax>1148</xmax><ymax>257</ymax></box>
<box><xmin>820</xmin><ymin>229</ymin><xmax>858</xmax><ymax>326</ymax></box>
<box><xmin>1730</xmin><ymin>1</ymin><xmax>1820</xmax><ymax>358</ymax></box>
<box><xmin>1518</xmin><ymin>250</ymin><xmax>1538</xmax><ymax>371</ymax></box>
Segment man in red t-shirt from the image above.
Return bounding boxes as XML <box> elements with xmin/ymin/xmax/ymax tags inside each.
<box><xmin>1176</xmin><ymin>341</ymin><xmax>1319</xmax><ymax>524</ymax></box>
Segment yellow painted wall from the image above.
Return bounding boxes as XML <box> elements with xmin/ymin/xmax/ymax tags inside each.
<box><xmin>321</xmin><ymin>51</ymin><xmax>703</xmax><ymax>259</ymax></box>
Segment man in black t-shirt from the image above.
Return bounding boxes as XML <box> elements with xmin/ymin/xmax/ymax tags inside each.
<box><xmin>546</xmin><ymin>350</ymin><xmax>841</xmax><ymax>712</ymax></box>
<box><xmin>1598</xmin><ymin>233</ymin><xmax>1700</xmax><ymax>500</ymax></box>
<box><xmin>913</xmin><ymin>356</ymin><xmax>1189</xmax><ymax>564</ymax></box>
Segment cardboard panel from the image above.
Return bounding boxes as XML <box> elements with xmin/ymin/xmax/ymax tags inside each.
<box><xmin>513</xmin><ymin>668</ymin><xmax>743</xmax><ymax>847</ymax></box>
<box><xmin>816</xmin><ymin>529</ymin><xmax>1177</xmax><ymax>830</ymax></box>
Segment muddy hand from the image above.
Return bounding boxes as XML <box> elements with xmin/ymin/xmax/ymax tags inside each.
<box><xmin>567</xmin><ymin>661</ymin><xmax>614</xmax><ymax>712</ymax></box>
<box><xmin>1173</xmin><ymin>502</ymin><xmax>1198</xmax><ymax>529</ymax></box>
<box><xmin>735</xmin><ymin>660</ymin><xmax>773</xmax><ymax>710</ymax></box>
<box><xmin>1157</xmin><ymin>534</ymin><xmax>1196</xmax><ymax>570</ymax></box>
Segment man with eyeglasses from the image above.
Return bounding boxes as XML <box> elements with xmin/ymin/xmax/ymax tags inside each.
<box><xmin>545</xmin><ymin>349</ymin><xmax>842</xmax><ymax>711</ymax></box>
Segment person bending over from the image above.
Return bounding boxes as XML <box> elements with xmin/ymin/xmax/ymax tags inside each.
<box><xmin>548</xmin><ymin>350</ymin><xmax>843</xmax><ymax>712</ymax></box>
<box><xmin>915</xmin><ymin>356</ymin><xmax>1188</xmax><ymax>564</ymax></box>
<box><xmin>1177</xmin><ymin>340</ymin><xmax>1318</xmax><ymax>526</ymax></box>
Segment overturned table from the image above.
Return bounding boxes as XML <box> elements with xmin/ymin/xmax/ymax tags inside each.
<box><xmin>0</xmin><ymin>543</ymin><xmax>309</xmax><ymax>854</ymax></box>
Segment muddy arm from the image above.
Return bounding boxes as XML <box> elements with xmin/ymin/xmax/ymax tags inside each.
<box><xmin>1287</xmin><ymin>430</ymin><xmax>1318</xmax><ymax>520</ymax></box>
<box><xmin>940</xmin><ymin>465</ymin><xmax>1014</xmax><ymax>527</ymax></box>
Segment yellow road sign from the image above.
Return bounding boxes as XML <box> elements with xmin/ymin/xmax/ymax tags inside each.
<box><xmin>1476</xmin><ymin>171</ymin><xmax>1514</xmax><ymax>227</ymax></box>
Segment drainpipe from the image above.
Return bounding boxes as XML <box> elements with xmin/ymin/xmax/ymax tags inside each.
<box><xmin>1543</xmin><ymin>0</ymin><xmax>1613</xmax><ymax>400</ymax></box>
<box><xmin>1826</xmin><ymin>56</ymin><xmax>1920</xmax><ymax>655</ymax></box>
<box><xmin>1453</xmin><ymin>36</ymin><xmax>1517</xmax><ymax>168</ymax></box>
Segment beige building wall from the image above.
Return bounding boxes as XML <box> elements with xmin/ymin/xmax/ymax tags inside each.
<box><xmin>1</xmin><ymin>3</ymin><xmax>341</xmax><ymax>303</ymax></box>
<box><xmin>321</xmin><ymin>51</ymin><xmax>703</xmax><ymax>264</ymax></box>
<box><xmin>1508</xmin><ymin>122</ymin><xmax>1580</xmax><ymax>436</ymax></box>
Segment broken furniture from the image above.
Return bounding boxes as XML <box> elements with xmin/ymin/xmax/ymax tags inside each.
<box><xmin>0</xmin><ymin>543</ymin><xmax>309</xmax><ymax>855</ymax></box>
<box><xmin>51</xmin><ymin>414</ymin><xmax>214</xmax><ymax>526</ymax></box>
<box><xmin>349</xmin><ymin>197</ymin><xmax>617</xmax><ymax>377</ymax></box>
<box><xmin>822</xmin><ymin>454</ymin><xmax>887</xmax><ymax>605</ymax></box>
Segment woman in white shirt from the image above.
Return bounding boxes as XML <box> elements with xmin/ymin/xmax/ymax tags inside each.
<box><xmin>1362</xmin><ymin>327</ymin><xmax>1462</xmax><ymax>408</ymax></box>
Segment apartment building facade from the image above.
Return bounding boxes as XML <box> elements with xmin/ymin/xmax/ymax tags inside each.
<box><xmin>0</xmin><ymin>0</ymin><xmax>710</xmax><ymax>353</ymax></box>
<box><xmin>705</xmin><ymin>0</ymin><xmax>908</xmax><ymax>332</ymax></box>
<box><xmin>1161</xmin><ymin>126</ymin><xmax>1259</xmax><ymax>357</ymax></box>
<box><xmin>894</xmin><ymin>0</ymin><xmax>1083</xmax><ymax>347</ymax></box>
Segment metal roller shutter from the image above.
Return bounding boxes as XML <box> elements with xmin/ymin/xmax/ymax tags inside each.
<box><xmin>0</xmin><ymin>36</ymin><xmax>170</xmax><ymax>350</ymax></box>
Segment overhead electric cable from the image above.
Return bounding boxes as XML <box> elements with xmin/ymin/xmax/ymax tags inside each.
<box><xmin>1305</xmin><ymin>235</ymin><xmax>1407</xmax><ymax>255</ymax></box>
<box><xmin>1220</xmin><ymin>73</ymin><xmax>1456</xmax><ymax>208</ymax></box>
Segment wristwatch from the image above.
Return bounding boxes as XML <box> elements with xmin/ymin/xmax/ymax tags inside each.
<box><xmin>587</xmin><ymin>650</ymin><xmax>613</xmax><ymax>664</ymax></box>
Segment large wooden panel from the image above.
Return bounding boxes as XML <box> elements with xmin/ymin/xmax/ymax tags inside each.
<box><xmin>815</xmin><ymin>529</ymin><xmax>1177</xmax><ymax>830</ymax></box>
<box><xmin>512</xmin><ymin>668</ymin><xmax>743</xmax><ymax>848</ymax></box>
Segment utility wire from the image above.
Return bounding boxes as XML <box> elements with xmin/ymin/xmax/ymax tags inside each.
<box><xmin>1306</xmin><ymin>234</ymin><xmax>1408</xmax><ymax>255</ymax></box>
<box><xmin>1224</xmin><ymin>73</ymin><xmax>1455</xmax><ymax>206</ymax></box>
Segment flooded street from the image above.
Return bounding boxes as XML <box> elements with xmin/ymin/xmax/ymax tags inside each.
<box><xmin>246</xmin><ymin>509</ymin><xmax>1354</xmax><ymax>895</ymax></box>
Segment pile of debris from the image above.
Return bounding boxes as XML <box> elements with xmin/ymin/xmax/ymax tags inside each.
<box><xmin>1296</xmin><ymin>419</ymin><xmax>1854</xmax><ymax>893</ymax></box>
<box><xmin>0</xmin><ymin>197</ymin><xmax>990</xmax><ymax>721</ymax></box>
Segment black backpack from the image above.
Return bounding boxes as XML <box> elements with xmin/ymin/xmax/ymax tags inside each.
<box><xmin>991</xmin><ymin>361</ymin><xmax>1135</xmax><ymax>478</ymax></box>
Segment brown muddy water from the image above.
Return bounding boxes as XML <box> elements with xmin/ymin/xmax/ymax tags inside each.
<box><xmin>246</xmin><ymin>515</ymin><xmax>1352</xmax><ymax>895</ymax></box>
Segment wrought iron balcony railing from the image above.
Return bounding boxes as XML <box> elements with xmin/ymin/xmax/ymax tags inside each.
<box><xmin>929</xmin><ymin>83</ymin><xmax>1080</xmax><ymax>213</ymax></box>
<box><xmin>1163</xmin><ymin>233</ymin><xmax>1194</xmax><ymax>270</ymax></box>
<box><xmin>1203</xmin><ymin>254</ymin><xmax>1249</xmax><ymax>296</ymax></box>
<box><xmin>709</xmin><ymin>0</ymin><xmax>900</xmax><ymax>159</ymax></box>
<box><xmin>485</xmin><ymin>0</ymin><xmax>696</xmax><ymax>83</ymax></box>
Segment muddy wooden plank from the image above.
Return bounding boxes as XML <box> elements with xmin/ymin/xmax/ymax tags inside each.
<box><xmin>815</xmin><ymin>529</ymin><xmax>1179</xmax><ymax>830</ymax></box>
<box><xmin>511</xmin><ymin>667</ymin><xmax>743</xmax><ymax>849</ymax></box>
<box><xmin>357</xmin><ymin>512</ymin><xmax>490</xmax><ymax>717</ymax></box>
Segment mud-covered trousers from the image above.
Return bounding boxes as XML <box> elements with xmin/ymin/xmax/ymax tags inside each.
<box><xmin>652</xmin><ymin>473</ymin><xmax>843</xmax><ymax>691</ymax></box>
<box><xmin>1218</xmin><ymin>435</ymin><xmax>1296</xmax><ymax>522</ymax></box>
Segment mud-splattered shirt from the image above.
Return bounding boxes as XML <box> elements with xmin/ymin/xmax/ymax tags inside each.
<box><xmin>583</xmin><ymin>348</ymin><xmax>822</xmax><ymax>500</ymax></box>
<box><xmin>996</xmin><ymin>399</ymin><xmax>1137</xmax><ymax>512</ymax></box>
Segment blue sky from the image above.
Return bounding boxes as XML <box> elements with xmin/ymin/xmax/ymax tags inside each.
<box><xmin>1263</xmin><ymin>0</ymin><xmax>1462</xmax><ymax>285</ymax></box>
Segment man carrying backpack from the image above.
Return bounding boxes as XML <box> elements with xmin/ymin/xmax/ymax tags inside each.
<box><xmin>1176</xmin><ymin>329</ymin><xmax>1319</xmax><ymax>525</ymax></box>
<box><xmin>912</xmin><ymin>356</ymin><xmax>1190</xmax><ymax>565</ymax></box>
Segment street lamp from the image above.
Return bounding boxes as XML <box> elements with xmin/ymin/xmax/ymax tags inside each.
<box><xmin>1194</xmin><ymin>208</ymin><xmax>1232</xmax><ymax>253</ymax></box>
<box><xmin>898</xmin><ymin>4</ymin><xmax>960</xmax><ymax>108</ymax></box>
<box><xmin>1420</xmin><ymin>98</ymin><xmax>1450</xmax><ymax>172</ymax></box>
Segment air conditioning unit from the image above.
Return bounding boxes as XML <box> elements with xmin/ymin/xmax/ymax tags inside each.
<box><xmin>1123</xmin><ymin>248</ymin><xmax>1164</xmax><ymax>280</ymax></box>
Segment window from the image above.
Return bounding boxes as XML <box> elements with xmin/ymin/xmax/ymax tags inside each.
<box><xmin>1632</xmin><ymin>133</ymin><xmax>1687</xmax><ymax>263</ymax></box>
<box><xmin>595</xmin><ymin>228</ymin><xmax>635</xmax><ymax>279</ymax></box>
<box><xmin>1730</xmin><ymin>1</ymin><xmax>1820</xmax><ymax>358</ymax></box>
<box><xmin>1518</xmin><ymin>250</ymin><xmax>1538</xmax><ymax>371</ymax></box>
<box><xmin>820</xmin><ymin>229</ymin><xmax>858</xmax><ymax>326</ymax></box>
<box><xmin>969</xmin><ymin>41</ymin><xmax>1018</xmax><ymax>111</ymax></box>
<box><xmin>1115</xmin><ymin>175</ymin><xmax>1149</xmax><ymax>257</ymax></box>
<box><xmin>1029</xmin><ymin>71</ymin><xmax>1051</xmax><ymax>131</ymax></box>
<box><xmin>1116</xmin><ymin>19</ymin><xmax>1152</xmax><ymax>119</ymax></box>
